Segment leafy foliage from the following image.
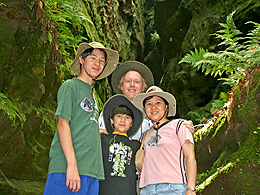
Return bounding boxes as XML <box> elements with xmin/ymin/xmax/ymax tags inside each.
<box><xmin>0</xmin><ymin>93</ymin><xmax>26</xmax><ymax>123</ymax></box>
<box><xmin>150</xmin><ymin>30</ymin><xmax>160</xmax><ymax>45</ymax></box>
<box><xmin>210</xmin><ymin>92</ymin><xmax>228</xmax><ymax>113</ymax></box>
<box><xmin>179</xmin><ymin>12</ymin><xmax>260</xmax><ymax>86</ymax></box>
<box><xmin>44</xmin><ymin>0</ymin><xmax>91</xmax><ymax>64</ymax></box>
<box><xmin>179</xmin><ymin>48</ymin><xmax>209</xmax><ymax>77</ymax></box>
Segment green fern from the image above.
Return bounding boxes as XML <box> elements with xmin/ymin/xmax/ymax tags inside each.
<box><xmin>0</xmin><ymin>93</ymin><xmax>26</xmax><ymax>123</ymax></box>
<box><xmin>179</xmin><ymin>11</ymin><xmax>260</xmax><ymax>87</ymax></box>
<box><xmin>179</xmin><ymin>48</ymin><xmax>209</xmax><ymax>77</ymax></box>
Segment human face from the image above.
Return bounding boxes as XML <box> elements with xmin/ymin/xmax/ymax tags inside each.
<box><xmin>144</xmin><ymin>96</ymin><xmax>168</xmax><ymax>123</ymax></box>
<box><xmin>79</xmin><ymin>49</ymin><xmax>106</xmax><ymax>79</ymax></box>
<box><xmin>111</xmin><ymin>114</ymin><xmax>133</xmax><ymax>134</ymax></box>
<box><xmin>120</xmin><ymin>71</ymin><xmax>145</xmax><ymax>101</ymax></box>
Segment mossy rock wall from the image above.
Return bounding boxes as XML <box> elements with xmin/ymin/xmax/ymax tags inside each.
<box><xmin>194</xmin><ymin>70</ymin><xmax>260</xmax><ymax>194</ymax></box>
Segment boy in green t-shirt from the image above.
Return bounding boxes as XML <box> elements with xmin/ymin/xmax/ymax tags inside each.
<box><xmin>99</xmin><ymin>94</ymin><xmax>143</xmax><ymax>195</ymax></box>
<box><xmin>44</xmin><ymin>42</ymin><xmax>119</xmax><ymax>195</ymax></box>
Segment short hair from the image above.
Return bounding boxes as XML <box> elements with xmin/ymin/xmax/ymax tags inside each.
<box><xmin>81</xmin><ymin>48</ymin><xmax>107</xmax><ymax>61</ymax></box>
<box><xmin>118</xmin><ymin>70</ymin><xmax>148</xmax><ymax>92</ymax></box>
<box><xmin>110</xmin><ymin>105</ymin><xmax>134</xmax><ymax>120</ymax></box>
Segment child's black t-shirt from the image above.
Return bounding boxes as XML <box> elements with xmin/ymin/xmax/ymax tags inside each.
<box><xmin>99</xmin><ymin>134</ymin><xmax>140</xmax><ymax>195</ymax></box>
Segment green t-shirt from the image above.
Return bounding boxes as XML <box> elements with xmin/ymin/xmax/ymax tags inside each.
<box><xmin>48</xmin><ymin>77</ymin><xmax>104</xmax><ymax>180</ymax></box>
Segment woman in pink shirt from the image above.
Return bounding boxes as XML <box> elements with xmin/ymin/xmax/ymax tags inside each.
<box><xmin>133</xmin><ymin>86</ymin><xmax>197</xmax><ymax>195</ymax></box>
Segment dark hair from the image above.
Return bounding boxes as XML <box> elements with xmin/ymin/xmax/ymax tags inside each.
<box><xmin>81</xmin><ymin>48</ymin><xmax>107</xmax><ymax>61</ymax></box>
<box><xmin>110</xmin><ymin>105</ymin><xmax>134</xmax><ymax>120</ymax></box>
<box><xmin>143</xmin><ymin>96</ymin><xmax>169</xmax><ymax>107</ymax></box>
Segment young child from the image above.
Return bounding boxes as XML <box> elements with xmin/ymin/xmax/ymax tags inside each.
<box><xmin>99</xmin><ymin>94</ymin><xmax>143</xmax><ymax>195</ymax></box>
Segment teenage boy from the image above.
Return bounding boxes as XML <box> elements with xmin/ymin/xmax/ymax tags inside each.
<box><xmin>44</xmin><ymin>42</ymin><xmax>119</xmax><ymax>195</ymax></box>
<box><xmin>99</xmin><ymin>94</ymin><xmax>143</xmax><ymax>195</ymax></box>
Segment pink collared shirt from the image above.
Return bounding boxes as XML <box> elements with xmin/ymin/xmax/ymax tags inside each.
<box><xmin>139</xmin><ymin>119</ymin><xmax>194</xmax><ymax>188</ymax></box>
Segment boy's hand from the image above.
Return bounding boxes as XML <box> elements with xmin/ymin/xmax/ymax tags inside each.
<box><xmin>66</xmin><ymin>165</ymin><xmax>81</xmax><ymax>192</ymax></box>
<box><xmin>100</xmin><ymin>128</ymin><xmax>108</xmax><ymax>134</ymax></box>
<box><xmin>183</xmin><ymin>120</ymin><xmax>195</xmax><ymax>134</ymax></box>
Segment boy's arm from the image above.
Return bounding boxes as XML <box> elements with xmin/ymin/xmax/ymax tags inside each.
<box><xmin>57</xmin><ymin>116</ymin><xmax>81</xmax><ymax>192</ymax></box>
<box><xmin>182</xmin><ymin>140</ymin><xmax>197</xmax><ymax>195</ymax></box>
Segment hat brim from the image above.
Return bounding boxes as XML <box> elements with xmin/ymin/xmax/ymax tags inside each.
<box><xmin>71</xmin><ymin>42</ymin><xmax>119</xmax><ymax>80</ymax></box>
<box><xmin>133</xmin><ymin>91</ymin><xmax>176</xmax><ymax>119</ymax></box>
<box><xmin>103</xmin><ymin>94</ymin><xmax>143</xmax><ymax>137</ymax></box>
<box><xmin>111</xmin><ymin>61</ymin><xmax>154</xmax><ymax>94</ymax></box>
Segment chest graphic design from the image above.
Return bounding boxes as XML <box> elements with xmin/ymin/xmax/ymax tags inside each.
<box><xmin>80</xmin><ymin>97</ymin><xmax>99</xmax><ymax>123</ymax></box>
<box><xmin>147</xmin><ymin>134</ymin><xmax>162</xmax><ymax>147</ymax></box>
<box><xmin>108</xmin><ymin>142</ymin><xmax>133</xmax><ymax>177</ymax></box>
<box><xmin>80</xmin><ymin>97</ymin><xmax>98</xmax><ymax>112</ymax></box>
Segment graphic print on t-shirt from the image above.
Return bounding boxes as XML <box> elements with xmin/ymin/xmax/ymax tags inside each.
<box><xmin>147</xmin><ymin>134</ymin><xmax>162</xmax><ymax>147</ymax></box>
<box><xmin>80</xmin><ymin>97</ymin><xmax>94</xmax><ymax>111</ymax></box>
<box><xmin>108</xmin><ymin>142</ymin><xmax>133</xmax><ymax>177</ymax></box>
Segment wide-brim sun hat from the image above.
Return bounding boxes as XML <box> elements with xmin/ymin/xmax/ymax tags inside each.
<box><xmin>71</xmin><ymin>42</ymin><xmax>119</xmax><ymax>80</ymax></box>
<box><xmin>103</xmin><ymin>94</ymin><xmax>143</xmax><ymax>137</ymax></box>
<box><xmin>133</xmin><ymin>86</ymin><xmax>176</xmax><ymax>119</ymax></box>
<box><xmin>111</xmin><ymin>61</ymin><xmax>154</xmax><ymax>94</ymax></box>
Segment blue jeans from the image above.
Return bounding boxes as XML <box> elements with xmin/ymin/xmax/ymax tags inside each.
<box><xmin>44</xmin><ymin>173</ymin><xmax>99</xmax><ymax>195</ymax></box>
<box><xmin>140</xmin><ymin>183</ymin><xmax>187</xmax><ymax>195</ymax></box>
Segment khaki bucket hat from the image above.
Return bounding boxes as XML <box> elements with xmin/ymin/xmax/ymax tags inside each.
<box><xmin>111</xmin><ymin>61</ymin><xmax>154</xmax><ymax>94</ymax></box>
<box><xmin>71</xmin><ymin>42</ymin><xmax>119</xmax><ymax>80</ymax></box>
<box><xmin>103</xmin><ymin>94</ymin><xmax>143</xmax><ymax>137</ymax></box>
<box><xmin>133</xmin><ymin>86</ymin><xmax>176</xmax><ymax>119</ymax></box>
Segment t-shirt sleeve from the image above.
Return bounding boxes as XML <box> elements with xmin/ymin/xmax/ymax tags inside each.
<box><xmin>54</xmin><ymin>84</ymin><xmax>74</xmax><ymax>121</ymax></box>
<box><xmin>177</xmin><ymin>121</ymin><xmax>194</xmax><ymax>146</ymax></box>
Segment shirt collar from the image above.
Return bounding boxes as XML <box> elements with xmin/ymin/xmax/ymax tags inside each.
<box><xmin>112</xmin><ymin>132</ymin><xmax>128</xmax><ymax>137</ymax></box>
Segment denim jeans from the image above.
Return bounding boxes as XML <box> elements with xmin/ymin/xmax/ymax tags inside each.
<box><xmin>140</xmin><ymin>183</ymin><xmax>187</xmax><ymax>195</ymax></box>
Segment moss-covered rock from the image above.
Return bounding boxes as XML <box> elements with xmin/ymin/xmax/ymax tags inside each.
<box><xmin>194</xmin><ymin>70</ymin><xmax>260</xmax><ymax>193</ymax></box>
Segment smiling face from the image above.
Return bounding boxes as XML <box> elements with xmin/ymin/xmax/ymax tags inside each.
<box><xmin>120</xmin><ymin>70</ymin><xmax>145</xmax><ymax>101</ymax></box>
<box><xmin>79</xmin><ymin>48</ymin><xmax>106</xmax><ymax>82</ymax></box>
<box><xmin>111</xmin><ymin>114</ymin><xmax>133</xmax><ymax>134</ymax></box>
<box><xmin>144</xmin><ymin>96</ymin><xmax>168</xmax><ymax>124</ymax></box>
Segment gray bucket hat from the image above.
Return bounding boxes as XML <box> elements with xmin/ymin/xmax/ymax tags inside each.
<box><xmin>133</xmin><ymin>86</ymin><xmax>176</xmax><ymax>119</ymax></box>
<box><xmin>103</xmin><ymin>94</ymin><xmax>143</xmax><ymax>137</ymax></box>
<box><xmin>71</xmin><ymin>42</ymin><xmax>119</xmax><ymax>80</ymax></box>
<box><xmin>111</xmin><ymin>61</ymin><xmax>154</xmax><ymax>94</ymax></box>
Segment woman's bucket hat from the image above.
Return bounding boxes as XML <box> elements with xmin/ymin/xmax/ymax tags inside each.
<box><xmin>103</xmin><ymin>94</ymin><xmax>143</xmax><ymax>137</ymax></box>
<box><xmin>133</xmin><ymin>86</ymin><xmax>176</xmax><ymax>119</ymax></box>
<box><xmin>111</xmin><ymin>61</ymin><xmax>154</xmax><ymax>93</ymax></box>
<box><xmin>71</xmin><ymin>42</ymin><xmax>119</xmax><ymax>80</ymax></box>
